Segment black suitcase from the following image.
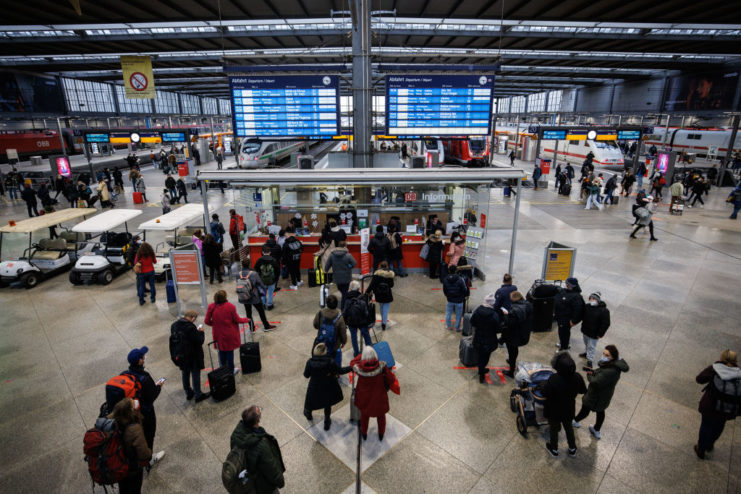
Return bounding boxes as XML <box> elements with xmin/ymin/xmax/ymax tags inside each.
<box><xmin>308</xmin><ymin>268</ymin><xmax>318</xmax><ymax>287</ymax></box>
<box><xmin>459</xmin><ymin>336</ymin><xmax>479</xmax><ymax>367</ymax></box>
<box><xmin>462</xmin><ymin>312</ymin><xmax>473</xmax><ymax>336</ymax></box>
<box><xmin>560</xmin><ymin>184</ymin><xmax>571</xmax><ymax>196</ymax></box>
<box><xmin>239</xmin><ymin>320</ymin><xmax>261</xmax><ymax>374</ymax></box>
<box><xmin>207</xmin><ymin>342</ymin><xmax>236</xmax><ymax>402</ymax></box>
<box><xmin>611</xmin><ymin>195</ymin><xmax>619</xmax><ymax>205</ymax></box>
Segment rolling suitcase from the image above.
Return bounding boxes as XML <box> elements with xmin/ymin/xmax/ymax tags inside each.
<box><xmin>611</xmin><ymin>195</ymin><xmax>619</xmax><ymax>205</ymax></box>
<box><xmin>239</xmin><ymin>321</ymin><xmax>261</xmax><ymax>374</ymax></box>
<box><xmin>207</xmin><ymin>342</ymin><xmax>236</xmax><ymax>402</ymax></box>
<box><xmin>308</xmin><ymin>268</ymin><xmax>318</xmax><ymax>287</ymax></box>
<box><xmin>319</xmin><ymin>284</ymin><xmax>329</xmax><ymax>308</ymax></box>
<box><xmin>166</xmin><ymin>270</ymin><xmax>176</xmax><ymax>303</ymax></box>
<box><xmin>462</xmin><ymin>312</ymin><xmax>473</xmax><ymax>337</ymax></box>
<box><xmin>133</xmin><ymin>192</ymin><xmax>144</xmax><ymax>204</ymax></box>
<box><xmin>459</xmin><ymin>336</ymin><xmax>479</xmax><ymax>367</ymax></box>
<box><xmin>372</xmin><ymin>341</ymin><xmax>395</xmax><ymax>369</ymax></box>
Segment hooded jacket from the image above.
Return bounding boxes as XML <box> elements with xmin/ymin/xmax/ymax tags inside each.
<box><xmin>554</xmin><ymin>284</ymin><xmax>584</xmax><ymax>324</ymax></box>
<box><xmin>350</xmin><ymin>355</ymin><xmax>396</xmax><ymax>417</ymax></box>
<box><xmin>368</xmin><ymin>232</ymin><xmax>391</xmax><ymax>261</ymax></box>
<box><xmin>447</xmin><ymin>241</ymin><xmax>465</xmax><ymax>267</ymax></box>
<box><xmin>582</xmin><ymin>358</ymin><xmax>629</xmax><ymax>412</ymax></box>
<box><xmin>303</xmin><ymin>355</ymin><xmax>351</xmax><ymax>411</ymax></box>
<box><xmin>580</xmin><ymin>301</ymin><xmax>610</xmax><ymax>339</ymax></box>
<box><xmin>542</xmin><ymin>356</ymin><xmax>587</xmax><ymax>421</ymax></box>
<box><xmin>254</xmin><ymin>255</ymin><xmax>280</xmax><ymax>286</ymax></box>
<box><xmin>504</xmin><ymin>298</ymin><xmax>534</xmax><ymax>347</ymax></box>
<box><xmin>312</xmin><ymin>307</ymin><xmax>348</xmax><ymax>352</ymax></box>
<box><xmin>442</xmin><ymin>273</ymin><xmax>469</xmax><ymax>303</ymax></box>
<box><xmin>470</xmin><ymin>305</ymin><xmax>500</xmax><ymax>347</ymax></box>
<box><xmin>324</xmin><ymin>247</ymin><xmax>357</xmax><ymax>285</ymax></box>
<box><xmin>367</xmin><ymin>268</ymin><xmax>395</xmax><ymax>304</ymax></box>
<box><xmin>493</xmin><ymin>283</ymin><xmax>518</xmax><ymax>312</ymax></box>
<box><xmin>264</xmin><ymin>238</ymin><xmax>281</xmax><ymax>261</ymax></box>
<box><xmin>170</xmin><ymin>317</ymin><xmax>205</xmax><ymax>370</ymax></box>
<box><xmin>426</xmin><ymin>233</ymin><xmax>444</xmax><ymax>263</ymax></box>
<box><xmin>230</xmin><ymin>422</ymin><xmax>285</xmax><ymax>494</ymax></box>
<box><xmin>111</xmin><ymin>416</ymin><xmax>151</xmax><ymax>466</ymax></box>
<box><xmin>697</xmin><ymin>362</ymin><xmax>741</xmax><ymax>420</ymax></box>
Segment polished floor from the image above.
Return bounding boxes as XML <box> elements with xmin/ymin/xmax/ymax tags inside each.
<box><xmin>0</xmin><ymin>156</ymin><xmax>740</xmax><ymax>493</ymax></box>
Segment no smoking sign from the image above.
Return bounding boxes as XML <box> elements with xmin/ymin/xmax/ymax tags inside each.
<box><xmin>129</xmin><ymin>72</ymin><xmax>148</xmax><ymax>91</ymax></box>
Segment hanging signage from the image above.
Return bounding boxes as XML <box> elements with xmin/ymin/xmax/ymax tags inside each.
<box><xmin>542</xmin><ymin>130</ymin><xmax>567</xmax><ymax>140</ymax></box>
<box><xmin>359</xmin><ymin>227</ymin><xmax>371</xmax><ymax>275</ymax></box>
<box><xmin>542</xmin><ymin>241</ymin><xmax>576</xmax><ymax>282</ymax></box>
<box><xmin>121</xmin><ymin>56</ymin><xmax>155</xmax><ymax>99</ymax></box>
<box><xmin>85</xmin><ymin>133</ymin><xmax>110</xmax><ymax>143</ymax></box>
<box><xmin>617</xmin><ymin>130</ymin><xmax>641</xmax><ymax>140</ymax></box>
<box><xmin>161</xmin><ymin>132</ymin><xmax>186</xmax><ymax>143</ymax></box>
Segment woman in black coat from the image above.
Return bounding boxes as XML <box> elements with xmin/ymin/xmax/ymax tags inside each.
<box><xmin>425</xmin><ymin>230</ymin><xmax>444</xmax><ymax>279</ymax></box>
<box><xmin>303</xmin><ymin>343</ymin><xmax>352</xmax><ymax>430</ymax></box>
<box><xmin>471</xmin><ymin>293</ymin><xmax>500</xmax><ymax>383</ymax></box>
<box><xmin>202</xmin><ymin>234</ymin><xmax>223</xmax><ymax>284</ymax></box>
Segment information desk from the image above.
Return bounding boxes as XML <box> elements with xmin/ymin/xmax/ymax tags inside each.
<box><xmin>245</xmin><ymin>233</ymin><xmax>435</xmax><ymax>271</ymax></box>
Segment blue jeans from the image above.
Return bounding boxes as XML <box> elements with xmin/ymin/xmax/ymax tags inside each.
<box><xmin>349</xmin><ymin>326</ymin><xmax>372</xmax><ymax>357</ymax></box>
<box><xmin>731</xmin><ymin>203</ymin><xmax>741</xmax><ymax>219</ymax></box>
<box><xmin>582</xmin><ymin>334</ymin><xmax>598</xmax><ymax>363</ymax></box>
<box><xmin>637</xmin><ymin>175</ymin><xmax>643</xmax><ymax>188</ymax></box>
<box><xmin>261</xmin><ymin>283</ymin><xmax>276</xmax><ymax>306</ymax></box>
<box><xmin>136</xmin><ymin>271</ymin><xmax>156</xmax><ymax>302</ymax></box>
<box><xmin>379</xmin><ymin>302</ymin><xmax>390</xmax><ymax>325</ymax></box>
<box><xmin>334</xmin><ymin>348</ymin><xmax>342</xmax><ymax>367</ymax></box>
<box><xmin>390</xmin><ymin>259</ymin><xmax>406</xmax><ymax>275</ymax></box>
<box><xmin>131</xmin><ymin>180</ymin><xmax>137</xmax><ymax>192</ymax></box>
<box><xmin>218</xmin><ymin>349</ymin><xmax>234</xmax><ymax>370</ymax></box>
<box><xmin>181</xmin><ymin>366</ymin><xmax>203</xmax><ymax>397</ymax></box>
<box><xmin>585</xmin><ymin>193</ymin><xmax>600</xmax><ymax>210</ymax></box>
<box><xmin>8</xmin><ymin>187</ymin><xmax>17</xmax><ymax>199</ymax></box>
<box><xmin>605</xmin><ymin>189</ymin><xmax>614</xmax><ymax>204</ymax></box>
<box><xmin>446</xmin><ymin>301</ymin><xmax>464</xmax><ymax>330</ymax></box>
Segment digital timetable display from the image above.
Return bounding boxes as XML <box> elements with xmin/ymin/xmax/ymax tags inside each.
<box><xmin>385</xmin><ymin>75</ymin><xmax>494</xmax><ymax>136</ymax></box>
<box><xmin>230</xmin><ymin>75</ymin><xmax>340</xmax><ymax>139</ymax></box>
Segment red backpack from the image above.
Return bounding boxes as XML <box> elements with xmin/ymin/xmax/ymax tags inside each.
<box><xmin>83</xmin><ymin>419</ymin><xmax>134</xmax><ymax>488</ymax></box>
<box><xmin>104</xmin><ymin>372</ymin><xmax>141</xmax><ymax>414</ymax></box>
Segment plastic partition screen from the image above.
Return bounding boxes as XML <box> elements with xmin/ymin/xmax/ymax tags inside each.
<box><xmin>385</xmin><ymin>75</ymin><xmax>494</xmax><ymax>136</ymax></box>
<box><xmin>229</xmin><ymin>75</ymin><xmax>340</xmax><ymax>139</ymax></box>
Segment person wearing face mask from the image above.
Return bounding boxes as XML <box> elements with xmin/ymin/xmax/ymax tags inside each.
<box><xmin>573</xmin><ymin>345</ymin><xmax>629</xmax><ymax>439</ymax></box>
<box><xmin>579</xmin><ymin>292</ymin><xmax>611</xmax><ymax>368</ymax></box>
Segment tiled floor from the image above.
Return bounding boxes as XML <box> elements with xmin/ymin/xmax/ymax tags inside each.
<box><xmin>1</xmin><ymin>158</ymin><xmax>740</xmax><ymax>493</ymax></box>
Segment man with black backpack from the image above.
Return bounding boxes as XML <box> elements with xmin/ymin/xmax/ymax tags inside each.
<box><xmin>254</xmin><ymin>245</ymin><xmax>280</xmax><ymax>311</ymax></box>
<box><xmin>312</xmin><ymin>294</ymin><xmax>348</xmax><ymax>366</ymax></box>
<box><xmin>170</xmin><ymin>310</ymin><xmax>210</xmax><ymax>403</ymax></box>
<box><xmin>237</xmin><ymin>260</ymin><xmax>276</xmax><ymax>332</ymax></box>
<box><xmin>502</xmin><ymin>291</ymin><xmax>534</xmax><ymax>378</ymax></box>
<box><xmin>125</xmin><ymin>347</ymin><xmax>166</xmax><ymax>470</ymax></box>
<box><xmin>282</xmin><ymin>227</ymin><xmax>303</xmax><ymax>290</ymax></box>
<box><xmin>210</xmin><ymin>213</ymin><xmax>226</xmax><ymax>248</ymax></box>
<box><xmin>344</xmin><ymin>281</ymin><xmax>372</xmax><ymax>357</ymax></box>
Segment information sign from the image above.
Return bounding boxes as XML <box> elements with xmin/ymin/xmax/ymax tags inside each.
<box><xmin>229</xmin><ymin>75</ymin><xmax>340</xmax><ymax>139</ymax></box>
<box><xmin>542</xmin><ymin>130</ymin><xmax>567</xmax><ymax>140</ymax></box>
<box><xmin>161</xmin><ymin>132</ymin><xmax>186</xmax><ymax>143</ymax></box>
<box><xmin>617</xmin><ymin>130</ymin><xmax>641</xmax><ymax>140</ymax></box>
<box><xmin>385</xmin><ymin>75</ymin><xmax>494</xmax><ymax>136</ymax></box>
<box><xmin>542</xmin><ymin>241</ymin><xmax>576</xmax><ymax>281</ymax></box>
<box><xmin>171</xmin><ymin>251</ymin><xmax>201</xmax><ymax>284</ymax></box>
<box><xmin>85</xmin><ymin>133</ymin><xmax>110</xmax><ymax>143</ymax></box>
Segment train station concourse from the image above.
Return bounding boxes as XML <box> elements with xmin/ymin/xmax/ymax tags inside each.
<box><xmin>2</xmin><ymin>1</ymin><xmax>741</xmax><ymax>494</ymax></box>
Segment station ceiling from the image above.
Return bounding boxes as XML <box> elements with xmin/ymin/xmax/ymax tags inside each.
<box><xmin>2</xmin><ymin>0</ymin><xmax>741</xmax><ymax>99</ymax></box>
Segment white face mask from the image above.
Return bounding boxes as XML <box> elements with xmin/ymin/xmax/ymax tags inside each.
<box><xmin>600</xmin><ymin>356</ymin><xmax>610</xmax><ymax>363</ymax></box>
<box><xmin>590</xmin><ymin>300</ymin><xmax>598</xmax><ymax>306</ymax></box>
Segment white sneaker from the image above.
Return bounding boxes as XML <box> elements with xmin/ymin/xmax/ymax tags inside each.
<box><xmin>150</xmin><ymin>451</ymin><xmax>165</xmax><ymax>467</ymax></box>
<box><xmin>297</xmin><ymin>280</ymin><xmax>304</xmax><ymax>286</ymax></box>
<box><xmin>589</xmin><ymin>425</ymin><xmax>601</xmax><ymax>439</ymax></box>
<box><xmin>233</xmin><ymin>367</ymin><xmax>240</xmax><ymax>375</ymax></box>
<box><xmin>572</xmin><ymin>420</ymin><xmax>581</xmax><ymax>428</ymax></box>
<box><xmin>289</xmin><ymin>285</ymin><xmax>298</xmax><ymax>290</ymax></box>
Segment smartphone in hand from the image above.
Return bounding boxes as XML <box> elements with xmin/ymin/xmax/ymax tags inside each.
<box><xmin>156</xmin><ymin>377</ymin><xmax>166</xmax><ymax>386</ymax></box>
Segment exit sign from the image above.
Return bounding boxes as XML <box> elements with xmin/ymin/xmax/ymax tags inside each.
<box><xmin>405</xmin><ymin>192</ymin><xmax>417</xmax><ymax>202</ymax></box>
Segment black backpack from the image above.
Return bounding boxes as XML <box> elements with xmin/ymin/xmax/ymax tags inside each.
<box><xmin>344</xmin><ymin>297</ymin><xmax>370</xmax><ymax>327</ymax></box>
<box><xmin>169</xmin><ymin>325</ymin><xmax>192</xmax><ymax>368</ymax></box>
<box><xmin>712</xmin><ymin>375</ymin><xmax>741</xmax><ymax>417</ymax></box>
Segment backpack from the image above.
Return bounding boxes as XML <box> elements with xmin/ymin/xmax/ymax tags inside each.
<box><xmin>169</xmin><ymin>324</ymin><xmax>192</xmax><ymax>368</ymax></box>
<box><xmin>344</xmin><ymin>296</ymin><xmax>369</xmax><ymax>327</ymax></box>
<box><xmin>222</xmin><ymin>445</ymin><xmax>259</xmax><ymax>494</ymax></box>
<box><xmin>105</xmin><ymin>372</ymin><xmax>141</xmax><ymax>414</ymax></box>
<box><xmin>236</xmin><ymin>272</ymin><xmax>255</xmax><ymax>304</ymax></box>
<box><xmin>83</xmin><ymin>419</ymin><xmax>135</xmax><ymax>486</ymax></box>
<box><xmin>211</xmin><ymin>222</ymin><xmax>224</xmax><ymax>243</ymax></box>
<box><xmin>258</xmin><ymin>261</ymin><xmax>276</xmax><ymax>286</ymax></box>
<box><xmin>733</xmin><ymin>190</ymin><xmax>741</xmax><ymax>202</ymax></box>
<box><xmin>659</xmin><ymin>177</ymin><xmax>667</xmax><ymax>186</ymax></box>
<box><xmin>316</xmin><ymin>314</ymin><xmax>340</xmax><ymax>350</ymax></box>
<box><xmin>712</xmin><ymin>375</ymin><xmax>741</xmax><ymax>417</ymax></box>
<box><xmin>287</xmin><ymin>238</ymin><xmax>302</xmax><ymax>261</ymax></box>
<box><xmin>387</xmin><ymin>233</ymin><xmax>398</xmax><ymax>250</ymax></box>
<box><xmin>634</xmin><ymin>207</ymin><xmax>651</xmax><ymax>220</ymax></box>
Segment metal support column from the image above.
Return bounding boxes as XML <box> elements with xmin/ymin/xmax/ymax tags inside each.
<box><xmin>661</xmin><ymin>114</ymin><xmax>671</xmax><ymax>149</ymax></box>
<box><xmin>56</xmin><ymin>117</ymin><xmax>67</xmax><ymax>156</ymax></box>
<box><xmin>508</xmin><ymin>178</ymin><xmax>522</xmax><ymax>274</ymax></box>
<box><xmin>513</xmin><ymin>115</ymin><xmax>520</xmax><ymax>160</ymax></box>
<box><xmin>209</xmin><ymin>116</ymin><xmax>216</xmax><ymax>162</ymax></box>
<box><xmin>351</xmin><ymin>0</ymin><xmax>372</xmax><ymax>168</ymax></box>
<box><xmin>719</xmin><ymin>114</ymin><xmax>740</xmax><ymax>186</ymax></box>
<box><xmin>201</xmin><ymin>180</ymin><xmax>211</xmax><ymax>234</ymax></box>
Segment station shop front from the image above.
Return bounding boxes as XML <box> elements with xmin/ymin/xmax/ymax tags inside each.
<box><xmin>197</xmin><ymin>168</ymin><xmax>526</xmax><ymax>279</ymax></box>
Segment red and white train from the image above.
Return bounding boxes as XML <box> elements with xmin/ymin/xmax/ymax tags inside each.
<box><xmin>643</xmin><ymin>127</ymin><xmax>741</xmax><ymax>157</ymax></box>
<box><xmin>441</xmin><ymin>136</ymin><xmax>491</xmax><ymax>167</ymax></box>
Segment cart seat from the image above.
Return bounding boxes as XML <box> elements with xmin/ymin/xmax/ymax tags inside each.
<box><xmin>59</xmin><ymin>231</ymin><xmax>84</xmax><ymax>249</ymax></box>
<box><xmin>32</xmin><ymin>238</ymin><xmax>67</xmax><ymax>260</ymax></box>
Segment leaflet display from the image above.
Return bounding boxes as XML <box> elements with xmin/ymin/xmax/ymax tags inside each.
<box><xmin>385</xmin><ymin>75</ymin><xmax>494</xmax><ymax>136</ymax></box>
<box><xmin>230</xmin><ymin>75</ymin><xmax>340</xmax><ymax>139</ymax></box>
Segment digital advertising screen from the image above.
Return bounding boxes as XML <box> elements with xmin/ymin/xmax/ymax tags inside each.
<box><xmin>657</xmin><ymin>152</ymin><xmax>670</xmax><ymax>174</ymax></box>
<box><xmin>229</xmin><ymin>75</ymin><xmax>340</xmax><ymax>139</ymax></box>
<box><xmin>385</xmin><ymin>75</ymin><xmax>494</xmax><ymax>136</ymax></box>
<box><xmin>56</xmin><ymin>156</ymin><xmax>71</xmax><ymax>177</ymax></box>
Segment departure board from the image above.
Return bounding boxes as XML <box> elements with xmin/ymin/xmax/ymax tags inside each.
<box><xmin>230</xmin><ymin>75</ymin><xmax>340</xmax><ymax>139</ymax></box>
<box><xmin>385</xmin><ymin>75</ymin><xmax>494</xmax><ymax>136</ymax></box>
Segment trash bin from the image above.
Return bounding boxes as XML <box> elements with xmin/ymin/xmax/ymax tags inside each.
<box><xmin>526</xmin><ymin>281</ymin><xmax>560</xmax><ymax>332</ymax></box>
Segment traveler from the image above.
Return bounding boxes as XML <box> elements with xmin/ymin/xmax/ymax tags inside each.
<box><xmin>203</xmin><ymin>234</ymin><xmax>223</xmax><ymax>284</ymax></box>
<box><xmin>128</xmin><ymin>167</ymin><xmax>138</xmax><ymax>192</ymax></box>
<box><xmin>387</xmin><ymin>223</ymin><xmax>406</xmax><ymax>277</ymax></box>
<box><xmin>579</xmin><ymin>292</ymin><xmax>611</xmax><ymax>368</ymax></box>
<box><xmin>621</xmin><ymin>170</ymin><xmax>636</xmax><ymax>196</ymax></box>
<box><xmin>303</xmin><ymin>342</ymin><xmax>352</xmax><ymax>430</ymax></box>
<box><xmin>254</xmin><ymin>245</ymin><xmax>280</xmax><ymax>310</ymax></box>
<box><xmin>351</xmin><ymin>346</ymin><xmax>398</xmax><ymax>441</ymax></box>
<box><xmin>204</xmin><ymin>290</ymin><xmax>250</xmax><ymax>373</ymax></box>
<box><xmin>160</xmin><ymin>189</ymin><xmax>171</xmax><ymax>215</ymax></box>
<box><xmin>650</xmin><ymin>172</ymin><xmax>666</xmax><ymax>201</ymax></box>
<box><xmin>446</xmin><ymin>232</ymin><xmax>465</xmax><ymax>269</ymax></box>
<box><xmin>636</xmin><ymin>162</ymin><xmax>647</xmax><ymax>188</ymax></box>
<box><xmin>20</xmin><ymin>183</ymin><xmax>38</xmax><ymax>217</ymax></box>
<box><xmin>368</xmin><ymin>225</ymin><xmax>391</xmax><ymax>271</ymax></box>
<box><xmin>321</xmin><ymin>219</ymin><xmax>347</xmax><ymax>248</ymax></box>
<box><xmin>565</xmin><ymin>163</ymin><xmax>575</xmax><ymax>184</ymax></box>
<box><xmin>604</xmin><ymin>174</ymin><xmax>618</xmax><ymax>204</ymax></box>
<box><xmin>694</xmin><ymin>349</ymin><xmax>741</xmax><ymax>459</ymax></box>
<box><xmin>238</xmin><ymin>260</ymin><xmax>276</xmax><ymax>331</ymax></box>
<box><xmin>442</xmin><ymin>265</ymin><xmax>470</xmax><ymax>332</ymax></box>
<box><xmin>176</xmin><ymin>178</ymin><xmax>188</xmax><ymax>203</ymax></box>
<box><xmin>630</xmin><ymin>196</ymin><xmax>658</xmax><ymax>241</ymax></box>
<box><xmin>165</xmin><ymin>174</ymin><xmax>177</xmax><ymax>201</ymax></box>
<box><xmin>125</xmin><ymin>346</ymin><xmax>166</xmax><ymax>469</ymax></box>
<box><xmin>5</xmin><ymin>173</ymin><xmax>18</xmax><ymax>200</ymax></box>
<box><xmin>585</xmin><ymin>180</ymin><xmax>602</xmax><ymax>210</ymax></box>
<box><xmin>554</xmin><ymin>163</ymin><xmax>562</xmax><ymax>190</ymax></box>
<box><xmin>728</xmin><ymin>183</ymin><xmax>741</xmax><ymax>219</ymax></box>
<box><xmin>191</xmin><ymin>229</ymin><xmax>204</xmax><ymax>271</ymax></box>
<box><xmin>573</xmin><ymin>344</ymin><xmax>629</xmax><ymax>439</ymax></box>
<box><xmin>706</xmin><ymin>164</ymin><xmax>718</xmax><ymax>185</ymax></box>
<box><xmin>687</xmin><ymin>177</ymin><xmax>708</xmax><ymax>208</ymax></box>
<box><xmin>282</xmin><ymin>228</ymin><xmax>303</xmax><ymax>289</ymax></box>
<box><xmin>425</xmin><ymin>215</ymin><xmax>443</xmax><ymax>237</ymax></box>
<box><xmin>170</xmin><ymin>310</ymin><xmax>210</xmax><ymax>402</ymax></box>
<box><xmin>493</xmin><ymin>273</ymin><xmax>517</xmax><ymax>313</ymax></box>
<box><xmin>509</xmin><ymin>150</ymin><xmax>515</xmax><ymax>166</ymax></box>
<box><xmin>502</xmin><ymin>291</ymin><xmax>533</xmax><ymax>378</ymax></box>
<box><xmin>109</xmin><ymin>398</ymin><xmax>152</xmax><ymax>494</ymax></box>
<box><xmin>54</xmin><ymin>174</ymin><xmax>65</xmax><ymax>200</ymax></box>
<box><xmin>532</xmin><ymin>163</ymin><xmax>542</xmax><ymax>190</ymax></box>
<box><xmin>553</xmin><ymin>277</ymin><xmax>584</xmax><ymax>351</ymax></box>
<box><xmin>96</xmin><ymin>179</ymin><xmax>112</xmax><ymax>209</ymax></box>
<box><xmin>425</xmin><ymin>229</ymin><xmax>444</xmax><ymax>279</ymax></box>
<box><xmin>135</xmin><ymin>175</ymin><xmax>147</xmax><ymax>202</ymax></box>
<box><xmin>229</xmin><ymin>209</ymin><xmax>245</xmax><ymax>251</ymax></box>
<box><xmin>133</xmin><ymin>242</ymin><xmax>157</xmax><ymax>305</ymax></box>
<box><xmin>669</xmin><ymin>178</ymin><xmax>685</xmax><ymax>212</ymax></box>
<box><xmin>230</xmin><ymin>406</ymin><xmax>286</xmax><ymax>493</ymax></box>
<box><xmin>543</xmin><ymin>352</ymin><xmax>587</xmax><ymax>458</ymax></box>
<box><xmin>343</xmin><ymin>281</ymin><xmax>372</xmax><ymax>357</ymax></box>
<box><xmin>191</xmin><ymin>145</ymin><xmax>201</xmax><ymax>166</ymax></box>
<box><xmin>471</xmin><ymin>293</ymin><xmax>500</xmax><ymax>383</ymax></box>
<box><xmin>37</xmin><ymin>182</ymin><xmax>51</xmax><ymax>208</ymax></box>
<box><xmin>366</xmin><ymin>260</ymin><xmax>394</xmax><ymax>330</ymax></box>
<box><xmin>216</xmin><ymin>145</ymin><xmax>224</xmax><ymax>169</ymax></box>
<box><xmin>209</xmin><ymin>214</ymin><xmax>226</xmax><ymax>247</ymax></box>
<box><xmin>312</xmin><ymin>295</ymin><xmax>347</xmax><ymax>365</ymax></box>
<box><xmin>324</xmin><ymin>239</ymin><xmax>357</xmax><ymax>309</ymax></box>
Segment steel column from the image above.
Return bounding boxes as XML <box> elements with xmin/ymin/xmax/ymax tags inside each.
<box><xmin>719</xmin><ymin>114</ymin><xmax>740</xmax><ymax>186</ymax></box>
<box><xmin>351</xmin><ymin>0</ymin><xmax>372</xmax><ymax>168</ymax></box>
<box><xmin>508</xmin><ymin>178</ymin><xmax>522</xmax><ymax>274</ymax></box>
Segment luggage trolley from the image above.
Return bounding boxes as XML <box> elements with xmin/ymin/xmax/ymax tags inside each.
<box><xmin>509</xmin><ymin>362</ymin><xmax>554</xmax><ymax>435</ymax></box>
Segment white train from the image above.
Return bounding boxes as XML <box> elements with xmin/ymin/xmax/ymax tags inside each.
<box><xmin>237</xmin><ymin>139</ymin><xmax>310</xmax><ymax>169</ymax></box>
<box><xmin>643</xmin><ymin>127</ymin><xmax>741</xmax><ymax>157</ymax></box>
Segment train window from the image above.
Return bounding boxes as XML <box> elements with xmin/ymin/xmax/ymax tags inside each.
<box><xmin>469</xmin><ymin>138</ymin><xmax>485</xmax><ymax>152</ymax></box>
<box><xmin>243</xmin><ymin>142</ymin><xmax>260</xmax><ymax>154</ymax></box>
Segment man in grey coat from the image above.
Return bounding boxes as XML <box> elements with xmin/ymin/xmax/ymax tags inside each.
<box><xmin>324</xmin><ymin>240</ymin><xmax>357</xmax><ymax>310</ymax></box>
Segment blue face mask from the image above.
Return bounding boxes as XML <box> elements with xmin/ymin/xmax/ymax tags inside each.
<box><xmin>600</xmin><ymin>356</ymin><xmax>611</xmax><ymax>363</ymax></box>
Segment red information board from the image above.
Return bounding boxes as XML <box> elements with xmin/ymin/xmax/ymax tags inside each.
<box><xmin>172</xmin><ymin>251</ymin><xmax>201</xmax><ymax>284</ymax></box>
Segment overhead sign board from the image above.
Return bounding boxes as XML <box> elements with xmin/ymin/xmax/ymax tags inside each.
<box><xmin>617</xmin><ymin>130</ymin><xmax>641</xmax><ymax>140</ymax></box>
<box><xmin>109</xmin><ymin>132</ymin><xmax>131</xmax><ymax>144</ymax></box>
<box><xmin>121</xmin><ymin>56</ymin><xmax>155</xmax><ymax>99</ymax></box>
<box><xmin>161</xmin><ymin>132</ymin><xmax>186</xmax><ymax>143</ymax></box>
<box><xmin>542</xmin><ymin>130</ymin><xmax>567</xmax><ymax>140</ymax></box>
<box><xmin>85</xmin><ymin>133</ymin><xmax>110</xmax><ymax>143</ymax></box>
<box><xmin>385</xmin><ymin>75</ymin><xmax>494</xmax><ymax>136</ymax></box>
<box><xmin>229</xmin><ymin>75</ymin><xmax>340</xmax><ymax>139</ymax></box>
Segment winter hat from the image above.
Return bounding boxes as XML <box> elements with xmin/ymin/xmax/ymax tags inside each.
<box><xmin>589</xmin><ymin>291</ymin><xmax>602</xmax><ymax>302</ymax></box>
<box><xmin>127</xmin><ymin>346</ymin><xmax>149</xmax><ymax>365</ymax></box>
<box><xmin>565</xmin><ymin>277</ymin><xmax>579</xmax><ymax>288</ymax></box>
<box><xmin>483</xmin><ymin>292</ymin><xmax>497</xmax><ymax>307</ymax></box>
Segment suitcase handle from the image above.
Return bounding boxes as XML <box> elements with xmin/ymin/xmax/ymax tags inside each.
<box><xmin>207</xmin><ymin>341</ymin><xmax>218</xmax><ymax>369</ymax></box>
<box><xmin>241</xmin><ymin>321</ymin><xmax>255</xmax><ymax>344</ymax></box>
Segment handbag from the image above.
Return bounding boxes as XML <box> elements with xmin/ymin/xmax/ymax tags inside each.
<box><xmin>133</xmin><ymin>256</ymin><xmax>142</xmax><ymax>274</ymax></box>
<box><xmin>419</xmin><ymin>242</ymin><xmax>430</xmax><ymax>261</ymax></box>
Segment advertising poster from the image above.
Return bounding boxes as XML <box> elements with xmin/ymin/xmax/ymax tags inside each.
<box><xmin>121</xmin><ymin>56</ymin><xmax>155</xmax><ymax>99</ymax></box>
<box><xmin>360</xmin><ymin>227</ymin><xmax>370</xmax><ymax>275</ymax></box>
<box><xmin>56</xmin><ymin>156</ymin><xmax>71</xmax><ymax>177</ymax></box>
<box><xmin>663</xmin><ymin>71</ymin><xmax>739</xmax><ymax>111</ymax></box>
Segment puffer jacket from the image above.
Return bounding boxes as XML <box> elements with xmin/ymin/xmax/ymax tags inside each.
<box><xmin>324</xmin><ymin>247</ymin><xmax>357</xmax><ymax>285</ymax></box>
<box><xmin>582</xmin><ymin>358</ymin><xmax>629</xmax><ymax>412</ymax></box>
<box><xmin>697</xmin><ymin>362</ymin><xmax>741</xmax><ymax>420</ymax></box>
<box><xmin>554</xmin><ymin>284</ymin><xmax>584</xmax><ymax>324</ymax></box>
<box><xmin>442</xmin><ymin>273</ymin><xmax>469</xmax><ymax>303</ymax></box>
<box><xmin>170</xmin><ymin>317</ymin><xmax>205</xmax><ymax>370</ymax></box>
<box><xmin>368</xmin><ymin>232</ymin><xmax>391</xmax><ymax>261</ymax></box>
<box><xmin>367</xmin><ymin>268</ymin><xmax>395</xmax><ymax>304</ymax></box>
<box><xmin>230</xmin><ymin>422</ymin><xmax>286</xmax><ymax>494</ymax></box>
<box><xmin>470</xmin><ymin>305</ymin><xmax>500</xmax><ymax>347</ymax></box>
<box><xmin>312</xmin><ymin>307</ymin><xmax>348</xmax><ymax>353</ymax></box>
<box><xmin>447</xmin><ymin>241</ymin><xmax>465</xmax><ymax>267</ymax></box>
<box><xmin>504</xmin><ymin>298</ymin><xmax>533</xmax><ymax>347</ymax></box>
<box><xmin>303</xmin><ymin>355</ymin><xmax>351</xmax><ymax>411</ymax></box>
<box><xmin>426</xmin><ymin>235</ymin><xmax>444</xmax><ymax>263</ymax></box>
<box><xmin>351</xmin><ymin>356</ymin><xmax>396</xmax><ymax>417</ymax></box>
<box><xmin>581</xmin><ymin>301</ymin><xmax>610</xmax><ymax>339</ymax></box>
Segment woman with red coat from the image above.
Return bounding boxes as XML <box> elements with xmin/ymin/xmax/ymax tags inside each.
<box><xmin>351</xmin><ymin>346</ymin><xmax>398</xmax><ymax>441</ymax></box>
<box><xmin>204</xmin><ymin>290</ymin><xmax>250</xmax><ymax>373</ymax></box>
